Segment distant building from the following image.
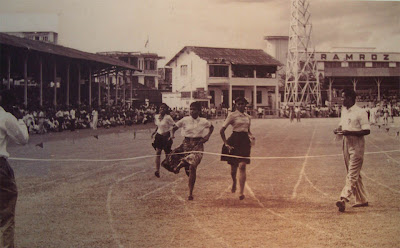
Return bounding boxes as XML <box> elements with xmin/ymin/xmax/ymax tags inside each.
<box><xmin>164</xmin><ymin>46</ymin><xmax>282</xmax><ymax>111</ymax></box>
<box><xmin>4</xmin><ymin>31</ymin><xmax>58</xmax><ymax>44</ymax></box>
<box><xmin>97</xmin><ymin>51</ymin><xmax>165</xmax><ymax>105</ymax></box>
<box><xmin>98</xmin><ymin>51</ymin><xmax>164</xmax><ymax>89</ymax></box>
<box><xmin>264</xmin><ymin>36</ymin><xmax>400</xmax><ymax>106</ymax></box>
<box><xmin>158</xmin><ymin>67</ymin><xmax>172</xmax><ymax>91</ymax></box>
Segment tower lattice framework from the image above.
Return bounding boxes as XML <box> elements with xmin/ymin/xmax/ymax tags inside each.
<box><xmin>284</xmin><ymin>0</ymin><xmax>321</xmax><ymax>106</ymax></box>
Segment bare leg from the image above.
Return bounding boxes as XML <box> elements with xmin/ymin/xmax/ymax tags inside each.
<box><xmin>188</xmin><ymin>165</ymin><xmax>196</xmax><ymax>200</ymax></box>
<box><xmin>230</xmin><ymin>164</ymin><xmax>238</xmax><ymax>193</ymax></box>
<box><xmin>239</xmin><ymin>162</ymin><xmax>246</xmax><ymax>200</ymax></box>
<box><xmin>155</xmin><ymin>149</ymin><xmax>162</xmax><ymax>177</ymax></box>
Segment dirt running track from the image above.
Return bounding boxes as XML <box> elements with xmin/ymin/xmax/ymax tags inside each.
<box><xmin>9</xmin><ymin>118</ymin><xmax>400</xmax><ymax>247</ymax></box>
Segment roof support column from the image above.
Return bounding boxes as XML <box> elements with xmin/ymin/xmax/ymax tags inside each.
<box><xmin>78</xmin><ymin>64</ymin><xmax>81</xmax><ymax>105</ymax></box>
<box><xmin>24</xmin><ymin>54</ymin><xmax>28</xmax><ymax>108</ymax></box>
<box><xmin>352</xmin><ymin>78</ymin><xmax>358</xmax><ymax>92</ymax></box>
<box><xmin>53</xmin><ymin>59</ymin><xmax>57</xmax><ymax>108</ymax></box>
<box><xmin>107</xmin><ymin>73</ymin><xmax>110</xmax><ymax>106</ymax></box>
<box><xmin>66</xmin><ymin>62</ymin><xmax>70</xmax><ymax>106</ymax></box>
<box><xmin>98</xmin><ymin>72</ymin><xmax>101</xmax><ymax>107</ymax></box>
<box><xmin>253</xmin><ymin>85</ymin><xmax>257</xmax><ymax>110</ymax></box>
<box><xmin>115</xmin><ymin>69</ymin><xmax>119</xmax><ymax>105</ymax></box>
<box><xmin>7</xmin><ymin>54</ymin><xmax>11</xmax><ymax>90</ymax></box>
<box><xmin>130</xmin><ymin>70</ymin><xmax>133</xmax><ymax>108</ymax></box>
<box><xmin>275</xmin><ymin>83</ymin><xmax>279</xmax><ymax>116</ymax></box>
<box><xmin>89</xmin><ymin>66</ymin><xmax>92</xmax><ymax>107</ymax></box>
<box><xmin>123</xmin><ymin>70</ymin><xmax>126</xmax><ymax>107</ymax></box>
<box><xmin>328</xmin><ymin>78</ymin><xmax>334</xmax><ymax>104</ymax></box>
<box><xmin>39</xmin><ymin>57</ymin><xmax>43</xmax><ymax>107</ymax></box>
<box><xmin>375</xmin><ymin>78</ymin><xmax>382</xmax><ymax>102</ymax></box>
<box><xmin>229</xmin><ymin>84</ymin><xmax>232</xmax><ymax>110</ymax></box>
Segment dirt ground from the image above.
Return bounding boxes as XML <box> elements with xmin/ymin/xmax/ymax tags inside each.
<box><xmin>8</xmin><ymin>117</ymin><xmax>400</xmax><ymax>248</ymax></box>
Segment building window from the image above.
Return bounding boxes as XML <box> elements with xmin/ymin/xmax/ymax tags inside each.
<box><xmin>349</xmin><ymin>62</ymin><xmax>365</xmax><ymax>68</ymax></box>
<box><xmin>145</xmin><ymin>60</ymin><xmax>156</xmax><ymax>70</ymax></box>
<box><xmin>209</xmin><ymin>65</ymin><xmax>228</xmax><ymax>77</ymax></box>
<box><xmin>144</xmin><ymin>76</ymin><xmax>155</xmax><ymax>88</ymax></box>
<box><xmin>389</xmin><ymin>62</ymin><xmax>396</xmax><ymax>68</ymax></box>
<box><xmin>232</xmin><ymin>65</ymin><xmax>254</xmax><ymax>78</ymax></box>
<box><xmin>256</xmin><ymin>66</ymin><xmax>276</xmax><ymax>78</ymax></box>
<box><xmin>232</xmin><ymin>90</ymin><xmax>245</xmax><ymax>101</ymax></box>
<box><xmin>324</xmin><ymin>62</ymin><xmax>341</xmax><ymax>68</ymax></box>
<box><xmin>372</xmin><ymin>62</ymin><xmax>389</xmax><ymax>68</ymax></box>
<box><xmin>180</xmin><ymin>65</ymin><xmax>188</xmax><ymax>76</ymax></box>
<box><xmin>181</xmin><ymin>91</ymin><xmax>191</xmax><ymax>98</ymax></box>
<box><xmin>42</xmin><ymin>36</ymin><xmax>48</xmax><ymax>41</ymax></box>
<box><xmin>341</xmin><ymin>62</ymin><xmax>349</xmax><ymax>67</ymax></box>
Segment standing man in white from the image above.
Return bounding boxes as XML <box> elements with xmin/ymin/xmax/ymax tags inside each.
<box><xmin>334</xmin><ymin>89</ymin><xmax>370</xmax><ymax>212</ymax></box>
<box><xmin>91</xmin><ymin>108</ymin><xmax>98</xmax><ymax>130</ymax></box>
<box><xmin>0</xmin><ymin>90</ymin><xmax>29</xmax><ymax>247</ymax></box>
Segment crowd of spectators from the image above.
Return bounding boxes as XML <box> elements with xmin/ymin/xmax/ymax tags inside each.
<box><xmin>11</xmin><ymin>94</ymin><xmax>400</xmax><ymax>135</ymax></box>
<box><xmin>13</xmin><ymin>104</ymin><xmax>160</xmax><ymax>134</ymax></box>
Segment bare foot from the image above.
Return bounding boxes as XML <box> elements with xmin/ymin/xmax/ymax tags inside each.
<box><xmin>231</xmin><ymin>182</ymin><xmax>237</xmax><ymax>193</ymax></box>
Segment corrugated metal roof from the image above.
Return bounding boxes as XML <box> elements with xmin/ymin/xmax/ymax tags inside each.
<box><xmin>0</xmin><ymin>32</ymin><xmax>139</xmax><ymax>70</ymax></box>
<box><xmin>166</xmin><ymin>46</ymin><xmax>283</xmax><ymax>66</ymax></box>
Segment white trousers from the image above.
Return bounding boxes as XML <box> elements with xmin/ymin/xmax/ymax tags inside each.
<box><xmin>340</xmin><ymin>136</ymin><xmax>368</xmax><ymax>205</ymax></box>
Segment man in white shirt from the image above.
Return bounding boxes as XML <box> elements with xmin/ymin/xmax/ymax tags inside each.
<box><xmin>334</xmin><ymin>89</ymin><xmax>370</xmax><ymax>212</ymax></box>
<box><xmin>0</xmin><ymin>90</ymin><xmax>29</xmax><ymax>247</ymax></box>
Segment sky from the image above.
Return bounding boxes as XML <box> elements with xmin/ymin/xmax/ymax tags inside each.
<box><xmin>0</xmin><ymin>0</ymin><xmax>399</xmax><ymax>66</ymax></box>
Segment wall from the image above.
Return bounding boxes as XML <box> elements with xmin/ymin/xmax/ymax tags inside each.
<box><xmin>172</xmin><ymin>50</ymin><xmax>207</xmax><ymax>93</ymax></box>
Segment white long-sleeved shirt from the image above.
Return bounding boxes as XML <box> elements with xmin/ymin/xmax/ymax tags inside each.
<box><xmin>0</xmin><ymin>107</ymin><xmax>29</xmax><ymax>158</ymax></box>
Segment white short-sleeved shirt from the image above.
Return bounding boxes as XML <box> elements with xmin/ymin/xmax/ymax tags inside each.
<box><xmin>175</xmin><ymin>116</ymin><xmax>211</xmax><ymax>138</ymax></box>
<box><xmin>339</xmin><ymin>105</ymin><xmax>370</xmax><ymax>131</ymax></box>
<box><xmin>222</xmin><ymin>110</ymin><xmax>250</xmax><ymax>132</ymax></box>
<box><xmin>155</xmin><ymin>114</ymin><xmax>175</xmax><ymax>134</ymax></box>
<box><xmin>0</xmin><ymin>107</ymin><xmax>29</xmax><ymax>158</ymax></box>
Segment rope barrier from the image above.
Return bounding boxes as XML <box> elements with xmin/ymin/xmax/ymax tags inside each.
<box><xmin>9</xmin><ymin>149</ymin><xmax>400</xmax><ymax>163</ymax></box>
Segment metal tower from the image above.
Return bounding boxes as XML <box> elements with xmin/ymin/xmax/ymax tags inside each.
<box><xmin>284</xmin><ymin>0</ymin><xmax>321</xmax><ymax>106</ymax></box>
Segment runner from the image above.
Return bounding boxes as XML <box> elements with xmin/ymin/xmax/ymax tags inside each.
<box><xmin>220</xmin><ymin>97</ymin><xmax>254</xmax><ymax>200</ymax></box>
<box><xmin>161</xmin><ymin>101</ymin><xmax>214</xmax><ymax>201</ymax></box>
<box><xmin>151</xmin><ymin>103</ymin><xmax>175</xmax><ymax>178</ymax></box>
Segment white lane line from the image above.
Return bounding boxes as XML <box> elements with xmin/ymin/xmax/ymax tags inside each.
<box><xmin>291</xmin><ymin>128</ymin><xmax>316</xmax><ymax>199</ymax></box>
<box><xmin>363</xmin><ymin>138</ymin><xmax>400</xmax><ymax>193</ymax></box>
<box><xmin>19</xmin><ymin>164</ymin><xmax>112</xmax><ymax>191</ymax></box>
<box><xmin>361</xmin><ymin>171</ymin><xmax>400</xmax><ymax>194</ymax></box>
<box><xmin>170</xmin><ymin>176</ymin><xmax>232</xmax><ymax>248</ymax></box>
<box><xmin>246</xmin><ymin>183</ymin><xmax>364</xmax><ymax>248</ymax></box>
<box><xmin>367</xmin><ymin>139</ymin><xmax>400</xmax><ymax>166</ymax></box>
<box><xmin>137</xmin><ymin>178</ymin><xmax>184</xmax><ymax>200</ymax></box>
<box><xmin>303</xmin><ymin>172</ymin><xmax>331</xmax><ymax>197</ymax></box>
<box><xmin>107</xmin><ymin>168</ymin><xmax>146</xmax><ymax>248</ymax></box>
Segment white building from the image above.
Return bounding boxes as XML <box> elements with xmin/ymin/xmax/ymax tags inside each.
<box><xmin>164</xmin><ymin>46</ymin><xmax>282</xmax><ymax>112</ymax></box>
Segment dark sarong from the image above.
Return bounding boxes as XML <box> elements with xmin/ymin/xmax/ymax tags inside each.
<box><xmin>221</xmin><ymin>131</ymin><xmax>251</xmax><ymax>165</ymax></box>
<box><xmin>161</xmin><ymin>137</ymin><xmax>204</xmax><ymax>173</ymax></box>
